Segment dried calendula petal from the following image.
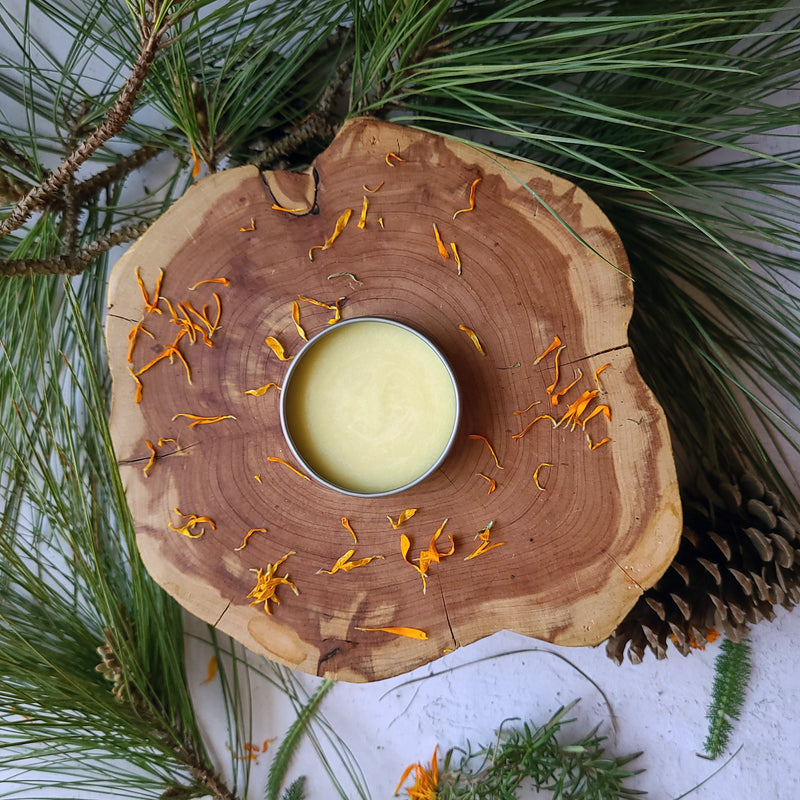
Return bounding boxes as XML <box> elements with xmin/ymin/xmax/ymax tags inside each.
<box><xmin>171</xmin><ymin>413</ymin><xmax>236</xmax><ymax>428</ymax></box>
<box><xmin>271</xmin><ymin>203</ymin><xmax>305</xmax><ymax>213</ymax></box>
<box><xmin>385</xmin><ymin>152</ymin><xmax>404</xmax><ymax>166</ymax></box>
<box><xmin>587</xmin><ymin>435</ymin><xmax>611</xmax><ymax>450</ymax></box>
<box><xmin>267</xmin><ymin>456</ymin><xmax>310</xmax><ymax>480</ymax></box>
<box><xmin>189</xmin><ymin>277</ymin><xmax>229</xmax><ymax>290</ymax></box>
<box><xmin>126</xmin><ymin>320</ymin><xmax>154</xmax><ymax>363</ymax></box>
<box><xmin>169</xmin><ymin>508</ymin><xmax>216</xmax><ymax>538</ymax></box>
<box><xmin>201</xmin><ymin>656</ymin><xmax>218</xmax><ymax>684</ymax></box>
<box><xmin>534</xmin><ymin>335</ymin><xmax>562</xmax><ymax>364</ymax></box>
<box><xmin>511</xmin><ymin>413</ymin><xmax>557</xmax><ymax>440</ymax></box>
<box><xmin>387</xmin><ymin>508</ymin><xmax>418</xmax><ymax>529</ymax></box>
<box><xmin>358</xmin><ymin>195</ymin><xmax>368</xmax><ymax>229</ymax></box>
<box><xmin>247</xmin><ymin>552</ymin><xmax>298</xmax><ymax>615</ymax></box>
<box><xmin>450</xmin><ymin>241</ymin><xmax>462</xmax><ymax>275</ymax></box>
<box><xmin>291</xmin><ymin>301</ymin><xmax>308</xmax><ymax>341</ymax></box>
<box><xmin>363</xmin><ymin>180</ymin><xmax>384</xmax><ymax>192</ymax></box>
<box><xmin>468</xmin><ymin>433</ymin><xmax>504</xmax><ymax>469</ymax></box>
<box><xmin>235</xmin><ymin>528</ymin><xmax>267</xmax><ymax>552</ymax></box>
<box><xmin>239</xmin><ymin>218</ymin><xmax>256</xmax><ymax>232</ymax></box>
<box><xmin>464</xmin><ymin>521</ymin><xmax>505</xmax><ymax>560</ymax></box>
<box><xmin>477</xmin><ymin>473</ymin><xmax>496</xmax><ymax>494</ymax></box>
<box><xmin>594</xmin><ymin>363</ymin><xmax>611</xmax><ymax>391</ymax></box>
<box><xmin>458</xmin><ymin>324</ymin><xmax>485</xmax><ymax>355</ymax></box>
<box><xmin>265</xmin><ymin>336</ymin><xmax>292</xmax><ymax>361</ymax></box>
<box><xmin>341</xmin><ymin>517</ymin><xmax>358</xmax><ymax>543</ymax></box>
<box><xmin>452</xmin><ymin>177</ymin><xmax>481</xmax><ymax>219</ymax></box>
<box><xmin>545</xmin><ymin>345</ymin><xmax>566</xmax><ymax>395</ymax></box>
<box><xmin>533</xmin><ymin>462</ymin><xmax>553</xmax><ymax>491</ymax></box>
<box><xmin>513</xmin><ymin>400</ymin><xmax>541</xmax><ymax>415</ymax></box>
<box><xmin>245</xmin><ymin>382</ymin><xmax>281</xmax><ymax>396</ymax></box>
<box><xmin>128</xmin><ymin>367</ymin><xmax>143</xmax><ymax>403</ymax></box>
<box><xmin>143</xmin><ymin>440</ymin><xmax>157</xmax><ymax>477</ymax></box>
<box><xmin>355</xmin><ymin>626</ymin><xmax>427</xmax><ymax>640</ymax></box>
<box><xmin>317</xmin><ymin>549</ymin><xmax>384</xmax><ymax>574</ymax></box>
<box><xmin>551</xmin><ymin>369</ymin><xmax>583</xmax><ymax>406</ymax></box>
<box><xmin>308</xmin><ymin>208</ymin><xmax>353</xmax><ymax>260</ymax></box>
<box><xmin>581</xmin><ymin>404</ymin><xmax>611</xmax><ymax>426</ymax></box>
<box><xmin>135</xmin><ymin>266</ymin><xmax>163</xmax><ymax>315</ymax></box>
<box><xmin>432</xmin><ymin>223</ymin><xmax>449</xmax><ymax>260</ymax></box>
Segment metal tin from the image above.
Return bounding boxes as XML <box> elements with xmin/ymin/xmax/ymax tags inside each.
<box><xmin>279</xmin><ymin>316</ymin><xmax>461</xmax><ymax>498</ymax></box>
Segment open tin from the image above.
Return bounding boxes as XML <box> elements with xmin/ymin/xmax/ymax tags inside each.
<box><xmin>280</xmin><ymin>317</ymin><xmax>460</xmax><ymax>497</ymax></box>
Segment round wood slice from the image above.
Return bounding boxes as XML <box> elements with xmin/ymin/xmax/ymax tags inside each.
<box><xmin>105</xmin><ymin>117</ymin><xmax>681</xmax><ymax>682</ymax></box>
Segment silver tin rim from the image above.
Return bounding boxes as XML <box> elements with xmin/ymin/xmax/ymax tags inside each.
<box><xmin>279</xmin><ymin>316</ymin><xmax>461</xmax><ymax>498</ymax></box>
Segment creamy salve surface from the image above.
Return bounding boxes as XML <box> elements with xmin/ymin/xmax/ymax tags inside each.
<box><xmin>283</xmin><ymin>320</ymin><xmax>458</xmax><ymax>494</ymax></box>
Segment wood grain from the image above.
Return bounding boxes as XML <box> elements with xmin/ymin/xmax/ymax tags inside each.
<box><xmin>106</xmin><ymin>117</ymin><xmax>681</xmax><ymax>682</ymax></box>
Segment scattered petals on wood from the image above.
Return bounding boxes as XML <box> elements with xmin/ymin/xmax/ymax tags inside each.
<box><xmin>171</xmin><ymin>413</ymin><xmax>236</xmax><ymax>428</ymax></box>
<box><xmin>135</xmin><ymin>266</ymin><xmax>163</xmax><ymax>315</ymax></box>
<box><xmin>143</xmin><ymin>440</ymin><xmax>157</xmax><ymax>476</ymax></box>
<box><xmin>298</xmin><ymin>294</ymin><xmax>344</xmax><ymax>324</ymax></box>
<box><xmin>271</xmin><ymin>203</ymin><xmax>305</xmax><ymax>214</ymax></box>
<box><xmin>513</xmin><ymin>399</ymin><xmax>541</xmax><ymax>415</ymax></box>
<box><xmin>477</xmin><ymin>473</ymin><xmax>497</xmax><ymax>494</ymax></box>
<box><xmin>267</xmin><ymin>456</ymin><xmax>310</xmax><ymax>480</ymax></box>
<box><xmin>534</xmin><ymin>335</ymin><xmax>562</xmax><ymax>364</ymax></box>
<box><xmin>458</xmin><ymin>324</ymin><xmax>485</xmax><ymax>355</ymax></box>
<box><xmin>594</xmin><ymin>362</ymin><xmax>611</xmax><ymax>392</ymax></box>
<box><xmin>291</xmin><ymin>300</ymin><xmax>308</xmax><ymax>341</ymax></box>
<box><xmin>432</xmin><ymin>223</ymin><xmax>449</xmax><ymax>260</ymax></box>
<box><xmin>355</xmin><ymin>626</ymin><xmax>427</xmax><ymax>640</ymax></box>
<box><xmin>358</xmin><ymin>195</ymin><xmax>368</xmax><ymax>229</ymax></box>
<box><xmin>308</xmin><ymin>208</ymin><xmax>352</xmax><ymax>260</ymax></box>
<box><xmin>545</xmin><ymin>345</ymin><xmax>566</xmax><ymax>395</ymax></box>
<box><xmin>235</xmin><ymin>528</ymin><xmax>267</xmax><ymax>552</ymax></box>
<box><xmin>126</xmin><ymin>320</ymin><xmax>153</xmax><ymax>363</ymax></box>
<box><xmin>128</xmin><ymin>367</ymin><xmax>143</xmax><ymax>403</ymax></box>
<box><xmin>245</xmin><ymin>382</ymin><xmax>281</xmax><ymax>396</ymax></box>
<box><xmin>247</xmin><ymin>551</ymin><xmax>298</xmax><ymax>615</ymax></box>
<box><xmin>169</xmin><ymin>508</ymin><xmax>216</xmax><ymax>538</ymax></box>
<box><xmin>189</xmin><ymin>277</ymin><xmax>229</xmax><ymax>290</ymax></box>
<box><xmin>581</xmin><ymin>403</ymin><xmax>611</xmax><ymax>426</ymax></box>
<box><xmin>341</xmin><ymin>516</ymin><xmax>358</xmax><ymax>543</ymax></box>
<box><xmin>450</xmin><ymin>241</ymin><xmax>462</xmax><ymax>274</ymax></box>
<box><xmin>387</xmin><ymin>508</ymin><xmax>417</xmax><ymax>529</ymax></box>
<box><xmin>511</xmin><ymin>413</ymin><xmax>557</xmax><ymax>440</ymax></box>
<box><xmin>465</xmin><ymin>521</ymin><xmax>505</xmax><ymax>560</ymax></box>
<box><xmin>317</xmin><ymin>549</ymin><xmax>384</xmax><ymax>574</ymax></box>
<box><xmin>363</xmin><ymin>180</ymin><xmax>384</xmax><ymax>192</ymax></box>
<box><xmin>265</xmin><ymin>336</ymin><xmax>292</xmax><ymax>361</ymax></box>
<box><xmin>551</xmin><ymin>369</ymin><xmax>583</xmax><ymax>406</ymax></box>
<box><xmin>468</xmin><ymin>433</ymin><xmax>504</xmax><ymax>469</ymax></box>
<box><xmin>452</xmin><ymin>177</ymin><xmax>481</xmax><ymax>219</ymax></box>
<box><xmin>533</xmin><ymin>462</ymin><xmax>553</xmax><ymax>491</ymax></box>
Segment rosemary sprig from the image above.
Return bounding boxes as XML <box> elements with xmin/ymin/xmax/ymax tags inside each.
<box><xmin>703</xmin><ymin>639</ymin><xmax>752</xmax><ymax>760</ymax></box>
<box><xmin>433</xmin><ymin>701</ymin><xmax>644</xmax><ymax>800</ymax></box>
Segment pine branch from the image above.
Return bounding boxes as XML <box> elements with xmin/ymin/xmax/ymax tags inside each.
<box><xmin>0</xmin><ymin>220</ymin><xmax>152</xmax><ymax>276</ymax></box>
<box><xmin>253</xmin><ymin>57</ymin><xmax>352</xmax><ymax>170</ymax></box>
<box><xmin>0</xmin><ymin>6</ymin><xmax>176</xmax><ymax>240</ymax></box>
<box><xmin>703</xmin><ymin>638</ymin><xmax>752</xmax><ymax>759</ymax></box>
<box><xmin>266</xmin><ymin>680</ymin><xmax>333</xmax><ymax>800</ymax></box>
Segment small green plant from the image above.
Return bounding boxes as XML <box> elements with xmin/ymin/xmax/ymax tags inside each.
<box><xmin>703</xmin><ymin>639</ymin><xmax>752</xmax><ymax>760</ymax></box>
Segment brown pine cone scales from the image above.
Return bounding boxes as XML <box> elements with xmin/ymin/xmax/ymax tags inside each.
<box><xmin>606</xmin><ymin>472</ymin><xmax>800</xmax><ymax>664</ymax></box>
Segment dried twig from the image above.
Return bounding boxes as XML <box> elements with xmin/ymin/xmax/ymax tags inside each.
<box><xmin>0</xmin><ymin>220</ymin><xmax>152</xmax><ymax>276</ymax></box>
<box><xmin>0</xmin><ymin>8</ymin><xmax>175</xmax><ymax>240</ymax></box>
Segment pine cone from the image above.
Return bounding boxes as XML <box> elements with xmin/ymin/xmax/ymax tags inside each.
<box><xmin>606</xmin><ymin>471</ymin><xmax>800</xmax><ymax>664</ymax></box>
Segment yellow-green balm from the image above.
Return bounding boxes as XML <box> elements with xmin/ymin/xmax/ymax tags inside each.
<box><xmin>281</xmin><ymin>318</ymin><xmax>459</xmax><ymax>496</ymax></box>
